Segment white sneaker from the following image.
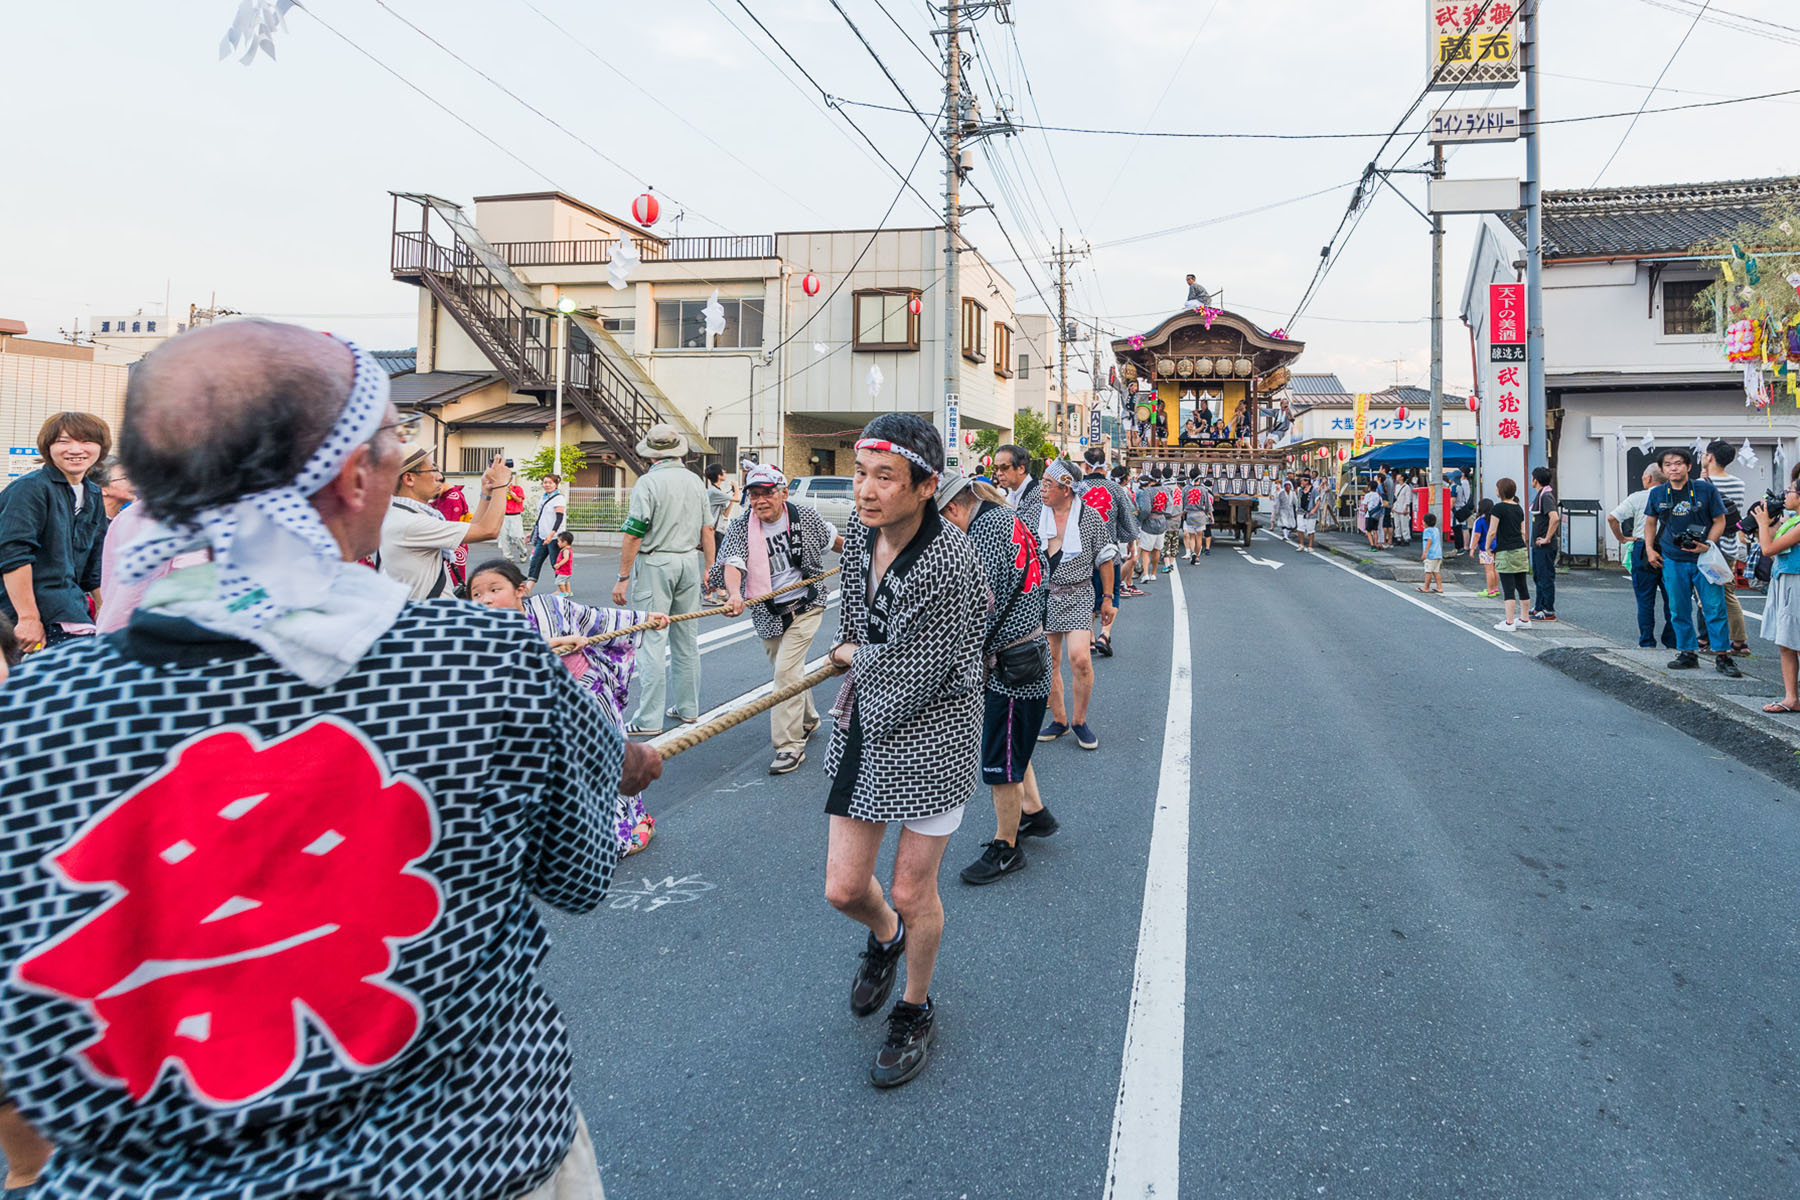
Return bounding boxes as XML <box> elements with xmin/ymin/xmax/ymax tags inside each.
<box><xmin>1517</xmin><ymin>618</ymin><xmax>1532</xmax><ymax>628</ymax></box>
<box><xmin>1493</xmin><ymin>620</ymin><xmax>1516</xmax><ymax>632</ymax></box>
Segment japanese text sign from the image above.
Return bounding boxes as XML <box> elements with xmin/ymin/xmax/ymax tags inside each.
<box><xmin>1490</xmin><ymin>283</ymin><xmax>1525</xmax><ymax>345</ymax></box>
<box><xmin>1428</xmin><ymin>1</ymin><xmax>1521</xmax><ymax>91</ymax></box>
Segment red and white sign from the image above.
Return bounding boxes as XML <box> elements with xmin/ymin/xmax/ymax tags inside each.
<box><xmin>1493</xmin><ymin>364</ymin><xmax>1523</xmax><ymax>442</ymax></box>
<box><xmin>1489</xmin><ymin>283</ymin><xmax>1525</xmax><ymax>345</ymax></box>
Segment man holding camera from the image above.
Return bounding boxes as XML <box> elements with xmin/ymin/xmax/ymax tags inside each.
<box><xmin>1641</xmin><ymin>446</ymin><xmax>1742</xmax><ymax>677</ymax></box>
<box><xmin>1702</xmin><ymin>439</ymin><xmax>1751</xmax><ymax>655</ymax></box>
<box><xmin>379</xmin><ymin>445</ymin><xmax>511</xmax><ymax>601</ymax></box>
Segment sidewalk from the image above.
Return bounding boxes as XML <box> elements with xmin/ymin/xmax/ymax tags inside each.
<box><xmin>1304</xmin><ymin>524</ymin><xmax>1800</xmax><ymax>789</ymax></box>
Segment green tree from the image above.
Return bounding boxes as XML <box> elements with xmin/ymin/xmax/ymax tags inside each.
<box><xmin>1008</xmin><ymin>410</ymin><xmax>1057</xmax><ymax>470</ymax></box>
<box><xmin>519</xmin><ymin>444</ymin><xmax>588</xmax><ymax>482</ymax></box>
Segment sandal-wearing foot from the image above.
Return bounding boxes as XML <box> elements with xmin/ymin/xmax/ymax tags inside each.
<box><xmin>623</xmin><ymin>817</ymin><xmax>655</xmax><ymax>855</ymax></box>
<box><xmin>1415</xmin><ymin>585</ymin><xmax>1431</xmax><ymax>593</ymax></box>
<box><xmin>1732</xmin><ymin>642</ymin><xmax>1752</xmax><ymax>657</ymax></box>
<box><xmin>1765</xmin><ymin>700</ymin><xmax>1800</xmax><ymax>714</ymax></box>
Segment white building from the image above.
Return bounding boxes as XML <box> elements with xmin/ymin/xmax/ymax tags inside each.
<box><xmin>1462</xmin><ymin>175</ymin><xmax>1800</xmax><ymax>557</ymax></box>
<box><xmin>392</xmin><ymin>191</ymin><xmax>1026</xmax><ymax>487</ymax></box>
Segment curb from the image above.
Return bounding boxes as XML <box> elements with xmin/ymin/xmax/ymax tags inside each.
<box><xmin>1536</xmin><ymin>646</ymin><xmax>1800</xmax><ymax>791</ymax></box>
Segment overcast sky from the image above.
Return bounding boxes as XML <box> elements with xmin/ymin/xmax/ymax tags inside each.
<box><xmin>4</xmin><ymin>0</ymin><xmax>1796</xmax><ymax>395</ymax></box>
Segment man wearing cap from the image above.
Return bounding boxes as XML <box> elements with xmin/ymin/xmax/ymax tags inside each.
<box><xmin>614</xmin><ymin>424</ymin><xmax>710</xmax><ymax>734</ymax></box>
<box><xmin>713</xmin><ymin>464</ymin><xmax>844</xmax><ymax>774</ymax></box>
<box><xmin>378</xmin><ymin>443</ymin><xmax>512</xmax><ymax>601</ymax></box>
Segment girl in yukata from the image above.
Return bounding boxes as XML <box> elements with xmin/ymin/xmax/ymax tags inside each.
<box><xmin>467</xmin><ymin>559</ymin><xmax>669</xmax><ymax>856</ymax></box>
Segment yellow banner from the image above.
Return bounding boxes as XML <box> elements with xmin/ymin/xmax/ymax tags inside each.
<box><xmin>1352</xmin><ymin>391</ymin><xmax>1370</xmax><ymax>449</ymax></box>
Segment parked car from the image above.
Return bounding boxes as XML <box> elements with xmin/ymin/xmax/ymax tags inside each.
<box><xmin>787</xmin><ymin>475</ymin><xmax>856</xmax><ymax>527</ymax></box>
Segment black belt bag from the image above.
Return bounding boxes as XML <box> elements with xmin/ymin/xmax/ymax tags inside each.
<box><xmin>986</xmin><ymin>567</ymin><xmax>1048</xmax><ymax>689</ymax></box>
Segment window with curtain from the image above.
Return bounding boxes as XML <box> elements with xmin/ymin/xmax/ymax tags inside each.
<box><xmin>852</xmin><ymin>289</ymin><xmax>921</xmax><ymax>351</ymax></box>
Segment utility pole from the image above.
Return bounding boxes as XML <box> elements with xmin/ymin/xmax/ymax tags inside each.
<box><xmin>1522</xmin><ymin>0</ymin><xmax>1546</xmax><ymax>474</ymax></box>
<box><xmin>1047</xmin><ymin>228</ymin><xmax>1089</xmax><ymax>457</ymax></box>
<box><xmin>942</xmin><ymin>0</ymin><xmax>962</xmax><ymax>468</ymax></box>
<box><xmin>1429</xmin><ymin>142</ymin><xmax>1445</xmax><ymax>493</ymax></box>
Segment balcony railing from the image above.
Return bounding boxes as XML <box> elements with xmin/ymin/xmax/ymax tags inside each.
<box><xmin>493</xmin><ymin>234</ymin><xmax>777</xmax><ymax>268</ymax></box>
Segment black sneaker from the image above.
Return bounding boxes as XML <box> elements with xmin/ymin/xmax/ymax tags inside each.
<box><xmin>1716</xmin><ymin>653</ymin><xmax>1744</xmax><ymax>678</ymax></box>
<box><xmin>870</xmin><ymin>999</ymin><xmax>935</xmax><ymax>1088</ymax></box>
<box><xmin>1668</xmin><ymin>651</ymin><xmax>1700</xmax><ymax>670</ymax></box>
<box><xmin>849</xmin><ymin>925</ymin><xmax>905</xmax><ymax>1017</ymax></box>
<box><xmin>1017</xmin><ymin>807</ymin><xmax>1061</xmax><ymax>839</ymax></box>
<box><xmin>960</xmin><ymin>839</ymin><xmax>1026</xmax><ymax>886</ymax></box>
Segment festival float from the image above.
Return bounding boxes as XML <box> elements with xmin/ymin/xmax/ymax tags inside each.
<box><xmin>1111</xmin><ymin>304</ymin><xmax>1306</xmax><ymax>545</ymax></box>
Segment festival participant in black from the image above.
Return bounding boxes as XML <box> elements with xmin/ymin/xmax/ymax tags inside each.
<box><xmin>937</xmin><ymin>471</ymin><xmax>1058</xmax><ymax>887</ymax></box>
<box><xmin>0</xmin><ymin>321</ymin><xmax>662</xmax><ymax>1199</ymax></box>
<box><xmin>823</xmin><ymin>414</ymin><xmax>985</xmax><ymax>1088</ymax></box>
<box><xmin>1079</xmin><ymin>446</ymin><xmax>1138</xmax><ymax>657</ymax></box>
<box><xmin>1036</xmin><ymin>460</ymin><xmax>1115</xmax><ymax>751</ymax></box>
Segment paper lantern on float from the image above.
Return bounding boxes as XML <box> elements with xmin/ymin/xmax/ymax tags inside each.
<box><xmin>631</xmin><ymin>191</ymin><xmax>660</xmax><ymax>227</ymax></box>
<box><xmin>1233</xmin><ymin>357</ymin><xmax>1254</xmax><ymax>377</ymax></box>
<box><xmin>801</xmin><ymin>272</ymin><xmax>821</xmax><ymax>297</ymax></box>
<box><xmin>1176</xmin><ymin>358</ymin><xmax>1195</xmax><ymax>377</ymax></box>
<box><xmin>1394</xmin><ymin>405</ymin><xmax>1409</xmax><ymax>422</ymax></box>
<box><xmin>1194</xmin><ymin>357</ymin><xmax>1215</xmax><ymax>377</ymax></box>
<box><xmin>908</xmin><ymin>294</ymin><xmax>923</xmax><ymax>316</ymax></box>
<box><xmin>1156</xmin><ymin>357</ymin><xmax>1176</xmax><ymax>376</ymax></box>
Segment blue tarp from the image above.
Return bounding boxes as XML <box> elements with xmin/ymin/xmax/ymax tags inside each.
<box><xmin>1347</xmin><ymin>437</ymin><xmax>1477</xmax><ymax>471</ymax></box>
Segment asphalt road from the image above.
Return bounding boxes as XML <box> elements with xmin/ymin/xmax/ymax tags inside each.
<box><xmin>536</xmin><ymin>539</ymin><xmax>1800</xmax><ymax>1200</ymax></box>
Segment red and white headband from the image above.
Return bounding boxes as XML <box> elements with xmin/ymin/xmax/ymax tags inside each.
<box><xmin>855</xmin><ymin>437</ymin><xmax>938</xmax><ymax>479</ymax></box>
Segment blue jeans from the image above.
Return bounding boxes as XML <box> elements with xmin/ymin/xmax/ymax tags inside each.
<box><xmin>1629</xmin><ymin>542</ymin><xmax>1675</xmax><ymax>647</ymax></box>
<box><xmin>1662</xmin><ymin>558</ymin><xmax>1728</xmax><ymax>653</ymax></box>
<box><xmin>527</xmin><ymin>537</ymin><xmax>555</xmax><ymax>582</ymax></box>
<box><xmin>1531</xmin><ymin>543</ymin><xmax>1558</xmax><ymax>614</ymax></box>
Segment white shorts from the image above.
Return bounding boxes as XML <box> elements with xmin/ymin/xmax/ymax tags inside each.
<box><xmin>1424</xmin><ymin>558</ymin><xmax>1443</xmax><ymax>574</ymax></box>
<box><xmin>903</xmin><ymin>803</ymin><xmax>966</xmax><ymax>838</ymax></box>
<box><xmin>1137</xmin><ymin>532</ymin><xmax>1163</xmax><ymax>552</ymax></box>
<box><xmin>1298</xmin><ymin>517</ymin><xmax>1317</xmax><ymax>534</ymax></box>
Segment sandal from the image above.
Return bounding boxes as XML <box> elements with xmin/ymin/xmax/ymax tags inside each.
<box><xmin>624</xmin><ymin>816</ymin><xmax>655</xmax><ymax>855</ymax></box>
<box><xmin>1763</xmin><ymin>700</ymin><xmax>1800</xmax><ymax>714</ymax></box>
<box><xmin>1732</xmin><ymin>642</ymin><xmax>1752</xmax><ymax>656</ymax></box>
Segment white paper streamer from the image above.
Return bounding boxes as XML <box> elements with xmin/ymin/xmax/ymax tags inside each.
<box><xmin>608</xmin><ymin>233</ymin><xmax>640</xmax><ymax>291</ymax></box>
<box><xmin>1638</xmin><ymin>429</ymin><xmax>1657</xmax><ymax>456</ymax></box>
<box><xmin>813</xmin><ymin>342</ymin><xmax>829</xmax><ymax>356</ymax></box>
<box><xmin>704</xmin><ymin>290</ymin><xmax>726</xmax><ymax>339</ymax></box>
<box><xmin>220</xmin><ymin>0</ymin><xmax>293</xmax><ymax>65</ymax></box>
<box><xmin>867</xmin><ymin>364</ymin><xmax>884</xmax><ymax>399</ymax></box>
<box><xmin>1738</xmin><ymin>440</ymin><xmax>1759</xmax><ymax>470</ymax></box>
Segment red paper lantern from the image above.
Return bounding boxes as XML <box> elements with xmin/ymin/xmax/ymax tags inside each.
<box><xmin>1336</xmin><ymin>447</ymin><xmax>1349</xmax><ymax>462</ymax></box>
<box><xmin>1467</xmin><ymin>395</ymin><xmax>1480</xmax><ymax>413</ymax></box>
<box><xmin>631</xmin><ymin>191</ymin><xmax>660</xmax><ymax>227</ymax></box>
<box><xmin>908</xmin><ymin>294</ymin><xmax>923</xmax><ymax>316</ymax></box>
<box><xmin>801</xmin><ymin>272</ymin><xmax>821</xmax><ymax>297</ymax></box>
<box><xmin>1394</xmin><ymin>405</ymin><xmax>1409</xmax><ymax>422</ymax></box>
<box><xmin>1317</xmin><ymin>447</ymin><xmax>1328</xmax><ymax>459</ymax></box>
<box><xmin>981</xmin><ymin>454</ymin><xmax>993</xmax><ymax>468</ymax></box>
<box><xmin>963</xmin><ymin>431</ymin><xmax>977</xmax><ymax>447</ymax></box>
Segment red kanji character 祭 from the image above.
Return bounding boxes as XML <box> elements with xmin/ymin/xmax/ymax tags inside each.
<box><xmin>1150</xmin><ymin>490</ymin><xmax>1169</xmax><ymax>514</ymax></box>
<box><xmin>1497</xmin><ymin>366</ymin><xmax>1521</xmax><ymax>387</ymax></box>
<box><xmin>1499</xmin><ymin>418</ymin><xmax>1522</xmax><ymax>439</ymax></box>
<box><xmin>15</xmin><ymin>717</ymin><xmax>443</xmax><ymax>1107</ymax></box>
<box><xmin>1081</xmin><ymin>483</ymin><xmax>1114</xmax><ymax>522</ymax></box>
<box><xmin>1009</xmin><ymin>516</ymin><xmax>1044</xmax><ymax>593</ymax></box>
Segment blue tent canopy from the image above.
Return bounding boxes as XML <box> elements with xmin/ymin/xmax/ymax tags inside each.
<box><xmin>1347</xmin><ymin>437</ymin><xmax>1477</xmax><ymax>472</ymax></box>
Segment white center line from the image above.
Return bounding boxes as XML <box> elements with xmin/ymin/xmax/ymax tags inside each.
<box><xmin>1289</xmin><ymin>540</ymin><xmax>1525</xmax><ymax>654</ymax></box>
<box><xmin>1105</xmin><ymin>566</ymin><xmax>1192</xmax><ymax>1200</ymax></box>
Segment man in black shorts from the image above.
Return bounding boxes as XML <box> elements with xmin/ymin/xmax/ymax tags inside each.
<box><xmin>936</xmin><ymin>471</ymin><xmax>1059</xmax><ymax>885</ymax></box>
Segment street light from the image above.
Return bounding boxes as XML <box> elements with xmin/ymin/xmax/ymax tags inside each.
<box><xmin>554</xmin><ymin>295</ymin><xmax>577</xmax><ymax>475</ymax></box>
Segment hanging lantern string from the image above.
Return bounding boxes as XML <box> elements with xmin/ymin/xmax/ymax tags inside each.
<box><xmin>658</xmin><ymin>662</ymin><xmax>847</xmax><ymax>761</ymax></box>
<box><xmin>575</xmin><ymin>568</ymin><xmax>842</xmax><ymax>647</ymax></box>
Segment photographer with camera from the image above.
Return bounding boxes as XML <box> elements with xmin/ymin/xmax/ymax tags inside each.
<box><xmin>1751</xmin><ymin>472</ymin><xmax>1800</xmax><ymax>713</ymax></box>
<box><xmin>1608</xmin><ymin>464</ymin><xmax>1675</xmax><ymax>649</ymax></box>
<box><xmin>379</xmin><ymin>445</ymin><xmax>512</xmax><ymax>601</ymax></box>
<box><xmin>1641</xmin><ymin>446</ymin><xmax>1742</xmax><ymax>677</ymax></box>
<box><xmin>1701</xmin><ymin>440</ymin><xmax>1751</xmax><ymax>655</ymax></box>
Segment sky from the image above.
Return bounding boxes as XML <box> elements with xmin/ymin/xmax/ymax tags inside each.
<box><xmin>3</xmin><ymin>0</ymin><xmax>1797</xmax><ymax>397</ymax></box>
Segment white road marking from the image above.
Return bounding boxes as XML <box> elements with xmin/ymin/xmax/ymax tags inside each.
<box><xmin>1234</xmin><ymin>549</ymin><xmax>1283</xmax><ymax>570</ymax></box>
<box><xmin>680</xmin><ymin>591</ymin><xmax>841</xmax><ymax>656</ymax></box>
<box><xmin>645</xmin><ymin>654</ymin><xmax>832</xmax><ymax>753</ymax></box>
<box><xmin>1105</xmin><ymin>566</ymin><xmax>1192</xmax><ymax>1200</ymax></box>
<box><xmin>1291</xmin><ymin>541</ymin><xmax>1525</xmax><ymax>654</ymax></box>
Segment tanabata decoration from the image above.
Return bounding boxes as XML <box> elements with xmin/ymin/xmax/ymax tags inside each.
<box><xmin>703</xmin><ymin>290</ymin><xmax>726</xmax><ymax>339</ymax></box>
<box><xmin>632</xmin><ymin>192</ymin><xmax>660</xmax><ymax>228</ymax></box>
<box><xmin>867</xmin><ymin>364</ymin><xmax>884</xmax><ymax>399</ymax></box>
<box><xmin>1739</xmin><ymin>440</ymin><xmax>1760</xmax><ymax>470</ymax></box>
<box><xmin>1638</xmin><ymin>429</ymin><xmax>1657</xmax><ymax>456</ymax></box>
<box><xmin>1733</xmin><ymin>243</ymin><xmax>1761</xmax><ymax>286</ymax></box>
<box><xmin>607</xmin><ymin>231</ymin><xmax>640</xmax><ymax>290</ymax></box>
<box><xmin>813</xmin><ymin>342</ymin><xmax>828</xmax><ymax>356</ymax></box>
<box><xmin>1722</xmin><ymin>259</ymin><xmax>1737</xmax><ymax>285</ymax></box>
<box><xmin>1746</xmin><ymin>365</ymin><xmax>1770</xmax><ymax>409</ymax></box>
<box><xmin>220</xmin><ymin>0</ymin><xmax>293</xmax><ymax>65</ymax></box>
<box><xmin>1726</xmin><ymin>319</ymin><xmax>1760</xmax><ymax>362</ymax></box>
<box><xmin>1691</xmin><ymin>436</ymin><xmax>1709</xmax><ymax>461</ymax></box>
<box><xmin>1788</xmin><ymin>273</ymin><xmax>1800</xmax><ymax>302</ymax></box>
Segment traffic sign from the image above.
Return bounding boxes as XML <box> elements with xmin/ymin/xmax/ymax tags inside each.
<box><xmin>1079</xmin><ymin>437</ymin><xmax>1089</xmax><ymax>447</ymax></box>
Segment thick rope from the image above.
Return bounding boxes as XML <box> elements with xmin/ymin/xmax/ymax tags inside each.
<box><xmin>657</xmin><ymin>662</ymin><xmax>847</xmax><ymax>760</ymax></box>
<box><xmin>577</xmin><ymin>567</ymin><xmax>842</xmax><ymax>647</ymax></box>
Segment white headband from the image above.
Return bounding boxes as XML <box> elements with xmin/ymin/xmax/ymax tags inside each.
<box><xmin>120</xmin><ymin>337</ymin><xmax>390</xmax><ymax>628</ymax></box>
<box><xmin>855</xmin><ymin>436</ymin><xmax>938</xmax><ymax>479</ymax></box>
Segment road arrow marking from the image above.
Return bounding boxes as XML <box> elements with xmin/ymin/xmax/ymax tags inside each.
<box><xmin>1235</xmin><ymin>550</ymin><xmax>1283</xmax><ymax>570</ymax></box>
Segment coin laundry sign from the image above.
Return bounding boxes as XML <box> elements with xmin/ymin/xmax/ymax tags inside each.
<box><xmin>1427</xmin><ymin>2</ymin><xmax>1521</xmax><ymax>91</ymax></box>
<box><xmin>1428</xmin><ymin>106</ymin><xmax>1522</xmax><ymax>144</ymax></box>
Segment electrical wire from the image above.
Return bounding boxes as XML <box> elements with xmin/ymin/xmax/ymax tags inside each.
<box><xmin>868</xmin><ymin>0</ymin><xmax>943</xmax><ymax>76</ymax></box>
<box><xmin>1591</xmin><ymin>1</ymin><xmax>1714</xmax><ymax>186</ymax></box>
<box><xmin>1630</xmin><ymin>0</ymin><xmax>1800</xmax><ymax>44</ymax></box>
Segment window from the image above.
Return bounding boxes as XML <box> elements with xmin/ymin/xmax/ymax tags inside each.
<box><xmin>1018</xmin><ymin>353</ymin><xmax>1030</xmax><ymax>379</ymax></box>
<box><xmin>654</xmin><ymin>299</ymin><xmax>765</xmax><ymax>349</ymax></box>
<box><xmin>993</xmin><ymin>322</ymin><xmax>1013</xmax><ymax>378</ymax></box>
<box><xmin>961</xmin><ymin>297</ymin><xmax>986</xmax><ymax>363</ymax></box>
<box><xmin>146</xmin><ymin>320</ymin><xmax>156</xmax><ymax>333</ymax></box>
<box><xmin>461</xmin><ymin>445</ymin><xmax>504</xmax><ymax>474</ymax></box>
<box><xmin>807</xmin><ymin>478</ymin><xmax>854</xmax><ymax>497</ymax></box>
<box><xmin>851</xmin><ymin>289</ymin><xmax>921</xmax><ymax>352</ymax></box>
<box><xmin>699</xmin><ymin>435</ymin><xmax>738</xmax><ymax>477</ymax></box>
<box><xmin>1663</xmin><ymin>278</ymin><xmax>1712</xmax><ymax>336</ymax></box>
<box><xmin>601</xmin><ymin>317</ymin><xmax>635</xmax><ymax>333</ymax></box>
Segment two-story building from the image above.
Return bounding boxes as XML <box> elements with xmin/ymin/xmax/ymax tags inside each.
<box><xmin>390</xmin><ymin>191</ymin><xmax>1025</xmax><ymax>490</ymax></box>
<box><xmin>1462</xmin><ymin>175</ymin><xmax>1800</xmax><ymax>554</ymax></box>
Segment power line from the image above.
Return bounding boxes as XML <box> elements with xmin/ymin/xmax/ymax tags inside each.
<box><xmin>1631</xmin><ymin>0</ymin><xmax>1800</xmax><ymax>43</ymax></box>
<box><xmin>1592</xmin><ymin>1</ymin><xmax>1714</xmax><ymax>186</ymax></box>
<box><xmin>1089</xmin><ymin>0</ymin><xmax>1223</xmax><ymax>221</ymax></box>
<box><xmin>867</xmin><ymin>0</ymin><xmax>943</xmax><ymax>76</ymax></box>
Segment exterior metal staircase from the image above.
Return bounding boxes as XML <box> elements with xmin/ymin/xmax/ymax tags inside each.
<box><xmin>389</xmin><ymin>193</ymin><xmax>710</xmax><ymax>475</ymax></box>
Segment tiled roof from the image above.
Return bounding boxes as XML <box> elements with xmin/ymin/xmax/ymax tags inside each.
<box><xmin>1290</xmin><ymin>372</ymin><xmax>1349</xmax><ymax>397</ymax></box>
<box><xmin>1499</xmin><ymin>176</ymin><xmax>1800</xmax><ymax>259</ymax></box>
<box><xmin>446</xmin><ymin>401</ymin><xmax>563</xmax><ymax>429</ymax></box>
<box><xmin>390</xmin><ymin>371</ymin><xmax>503</xmax><ymax>409</ymax></box>
<box><xmin>372</xmin><ymin>348</ymin><xmax>417</xmax><ymax>376</ymax></box>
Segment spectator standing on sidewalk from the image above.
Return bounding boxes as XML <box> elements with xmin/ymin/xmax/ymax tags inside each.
<box><xmin>1752</xmin><ymin>477</ymin><xmax>1800</xmax><ymax>713</ymax></box>
<box><xmin>1491</xmin><ymin>478</ymin><xmax>1533</xmax><ymax>632</ymax></box>
<box><xmin>1393</xmin><ymin>472</ymin><xmax>1415</xmax><ymax>548</ymax></box>
<box><xmin>1472</xmin><ymin>498</ymin><xmax>1499</xmax><ymax>597</ymax></box>
<box><xmin>614</xmin><ymin>425</ymin><xmax>711</xmax><ymax>734</ymax></box>
<box><xmin>1528</xmin><ymin>466</ymin><xmax>1561</xmax><ymax>621</ymax></box>
<box><xmin>1608</xmin><ymin>464</ymin><xmax>1676</xmax><ymax>649</ymax></box>
<box><xmin>526</xmin><ymin>474</ymin><xmax>567</xmax><ymax>583</ymax></box>
<box><xmin>498</xmin><ymin>476</ymin><xmax>529</xmax><ymax>566</ymax></box>
<box><xmin>1642</xmin><ymin>447</ymin><xmax>1741</xmax><ymax>678</ymax></box>
<box><xmin>1702</xmin><ymin>440</ymin><xmax>1751</xmax><ymax>656</ymax></box>
<box><xmin>1417</xmin><ymin>513</ymin><xmax>1444</xmax><ymax>594</ymax></box>
<box><xmin>378</xmin><ymin>445</ymin><xmax>511</xmax><ymax>601</ymax></box>
<box><xmin>1360</xmin><ymin>484</ymin><xmax>1383</xmax><ymax>550</ymax></box>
